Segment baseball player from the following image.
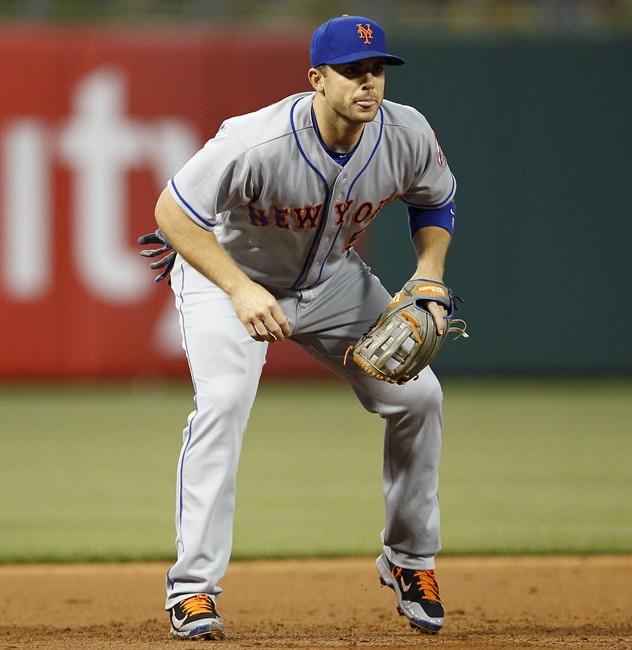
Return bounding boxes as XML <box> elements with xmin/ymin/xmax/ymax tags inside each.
<box><xmin>145</xmin><ymin>14</ymin><xmax>458</xmax><ymax>640</ymax></box>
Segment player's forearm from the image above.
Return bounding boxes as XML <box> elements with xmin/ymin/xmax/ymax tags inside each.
<box><xmin>411</xmin><ymin>226</ymin><xmax>452</xmax><ymax>282</ymax></box>
<box><xmin>154</xmin><ymin>188</ymin><xmax>253</xmax><ymax>296</ymax></box>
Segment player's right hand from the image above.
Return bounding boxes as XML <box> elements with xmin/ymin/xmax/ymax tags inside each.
<box><xmin>230</xmin><ymin>282</ymin><xmax>291</xmax><ymax>343</ymax></box>
<box><xmin>138</xmin><ymin>229</ymin><xmax>176</xmax><ymax>282</ymax></box>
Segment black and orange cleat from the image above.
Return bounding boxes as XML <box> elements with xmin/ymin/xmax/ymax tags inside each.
<box><xmin>169</xmin><ymin>593</ymin><xmax>225</xmax><ymax>640</ymax></box>
<box><xmin>376</xmin><ymin>553</ymin><xmax>444</xmax><ymax>634</ymax></box>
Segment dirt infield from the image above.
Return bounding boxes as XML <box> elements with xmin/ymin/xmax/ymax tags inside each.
<box><xmin>1</xmin><ymin>556</ymin><xmax>630</xmax><ymax>650</ymax></box>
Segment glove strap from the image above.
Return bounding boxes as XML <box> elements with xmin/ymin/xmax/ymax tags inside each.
<box><xmin>407</xmin><ymin>278</ymin><xmax>453</xmax><ymax>313</ymax></box>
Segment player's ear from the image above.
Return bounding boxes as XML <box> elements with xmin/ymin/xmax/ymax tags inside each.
<box><xmin>308</xmin><ymin>67</ymin><xmax>325</xmax><ymax>92</ymax></box>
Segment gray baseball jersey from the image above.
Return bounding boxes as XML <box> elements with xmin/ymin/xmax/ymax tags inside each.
<box><xmin>168</xmin><ymin>91</ymin><xmax>456</xmax><ymax>290</ymax></box>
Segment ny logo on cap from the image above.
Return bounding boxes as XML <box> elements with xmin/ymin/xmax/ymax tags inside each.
<box><xmin>356</xmin><ymin>23</ymin><xmax>373</xmax><ymax>44</ymax></box>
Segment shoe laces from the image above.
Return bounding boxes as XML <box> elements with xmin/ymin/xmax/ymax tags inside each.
<box><xmin>180</xmin><ymin>594</ymin><xmax>215</xmax><ymax>616</ymax></box>
<box><xmin>414</xmin><ymin>569</ymin><xmax>441</xmax><ymax>603</ymax></box>
<box><xmin>390</xmin><ymin>565</ymin><xmax>441</xmax><ymax>603</ymax></box>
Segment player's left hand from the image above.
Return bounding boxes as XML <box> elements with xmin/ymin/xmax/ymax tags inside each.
<box><xmin>422</xmin><ymin>299</ymin><xmax>448</xmax><ymax>335</ymax></box>
<box><xmin>138</xmin><ymin>229</ymin><xmax>176</xmax><ymax>282</ymax></box>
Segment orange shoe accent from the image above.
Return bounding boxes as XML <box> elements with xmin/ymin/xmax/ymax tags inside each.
<box><xmin>414</xmin><ymin>569</ymin><xmax>441</xmax><ymax>603</ymax></box>
<box><xmin>180</xmin><ymin>594</ymin><xmax>216</xmax><ymax>617</ymax></box>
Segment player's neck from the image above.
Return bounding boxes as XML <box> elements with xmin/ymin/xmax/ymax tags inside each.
<box><xmin>312</xmin><ymin>102</ymin><xmax>365</xmax><ymax>153</ymax></box>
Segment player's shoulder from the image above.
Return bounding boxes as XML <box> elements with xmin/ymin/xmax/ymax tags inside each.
<box><xmin>222</xmin><ymin>92</ymin><xmax>313</xmax><ymax>149</ymax></box>
<box><xmin>380</xmin><ymin>99</ymin><xmax>433</xmax><ymax>133</ymax></box>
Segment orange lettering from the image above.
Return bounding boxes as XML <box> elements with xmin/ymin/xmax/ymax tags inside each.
<box><xmin>343</xmin><ymin>226</ymin><xmax>369</xmax><ymax>252</ymax></box>
<box><xmin>292</xmin><ymin>204</ymin><xmax>323</xmax><ymax>229</ymax></box>
<box><xmin>248</xmin><ymin>204</ymin><xmax>268</xmax><ymax>226</ymax></box>
<box><xmin>273</xmin><ymin>206</ymin><xmax>290</xmax><ymax>229</ymax></box>
<box><xmin>334</xmin><ymin>200</ymin><xmax>354</xmax><ymax>225</ymax></box>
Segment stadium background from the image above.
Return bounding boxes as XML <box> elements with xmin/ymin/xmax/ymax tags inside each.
<box><xmin>1</xmin><ymin>0</ymin><xmax>630</xmax><ymax>563</ymax></box>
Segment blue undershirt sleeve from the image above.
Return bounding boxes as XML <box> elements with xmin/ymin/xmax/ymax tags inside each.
<box><xmin>407</xmin><ymin>201</ymin><xmax>455</xmax><ymax>238</ymax></box>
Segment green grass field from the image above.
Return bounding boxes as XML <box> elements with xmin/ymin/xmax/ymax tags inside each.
<box><xmin>1</xmin><ymin>378</ymin><xmax>630</xmax><ymax>562</ymax></box>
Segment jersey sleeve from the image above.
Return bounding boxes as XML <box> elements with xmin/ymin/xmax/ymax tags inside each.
<box><xmin>400</xmin><ymin>112</ymin><xmax>456</xmax><ymax>210</ymax></box>
<box><xmin>167</xmin><ymin>122</ymin><xmax>254</xmax><ymax>230</ymax></box>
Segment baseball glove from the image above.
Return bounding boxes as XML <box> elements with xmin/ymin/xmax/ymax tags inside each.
<box><xmin>346</xmin><ymin>279</ymin><xmax>468</xmax><ymax>384</ymax></box>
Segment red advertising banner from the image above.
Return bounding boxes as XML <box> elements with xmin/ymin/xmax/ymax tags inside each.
<box><xmin>0</xmin><ymin>25</ymin><xmax>334</xmax><ymax>380</ymax></box>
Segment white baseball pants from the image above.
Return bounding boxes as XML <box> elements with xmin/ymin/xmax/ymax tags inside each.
<box><xmin>165</xmin><ymin>252</ymin><xmax>443</xmax><ymax>609</ymax></box>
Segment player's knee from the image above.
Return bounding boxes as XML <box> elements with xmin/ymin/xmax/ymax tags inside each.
<box><xmin>401</xmin><ymin>368</ymin><xmax>443</xmax><ymax>414</ymax></box>
<box><xmin>197</xmin><ymin>390</ymin><xmax>250</xmax><ymax>423</ymax></box>
<box><xmin>375</xmin><ymin>370</ymin><xmax>443</xmax><ymax>434</ymax></box>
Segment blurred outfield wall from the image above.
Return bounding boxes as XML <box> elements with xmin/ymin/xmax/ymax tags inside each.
<box><xmin>371</xmin><ymin>35</ymin><xmax>632</xmax><ymax>375</ymax></box>
<box><xmin>0</xmin><ymin>25</ymin><xmax>630</xmax><ymax>380</ymax></box>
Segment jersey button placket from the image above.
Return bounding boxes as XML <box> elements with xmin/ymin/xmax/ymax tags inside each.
<box><xmin>306</xmin><ymin>173</ymin><xmax>347</xmax><ymax>285</ymax></box>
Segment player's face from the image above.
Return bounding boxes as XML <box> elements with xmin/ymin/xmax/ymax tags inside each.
<box><xmin>317</xmin><ymin>58</ymin><xmax>386</xmax><ymax>126</ymax></box>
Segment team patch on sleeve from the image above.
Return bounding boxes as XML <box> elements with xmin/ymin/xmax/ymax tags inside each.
<box><xmin>434</xmin><ymin>132</ymin><xmax>448</xmax><ymax>168</ymax></box>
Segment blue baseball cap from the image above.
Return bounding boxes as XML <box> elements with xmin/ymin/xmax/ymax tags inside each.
<box><xmin>310</xmin><ymin>15</ymin><xmax>405</xmax><ymax>68</ymax></box>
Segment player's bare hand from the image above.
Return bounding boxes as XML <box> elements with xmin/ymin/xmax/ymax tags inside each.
<box><xmin>230</xmin><ymin>283</ymin><xmax>291</xmax><ymax>342</ymax></box>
